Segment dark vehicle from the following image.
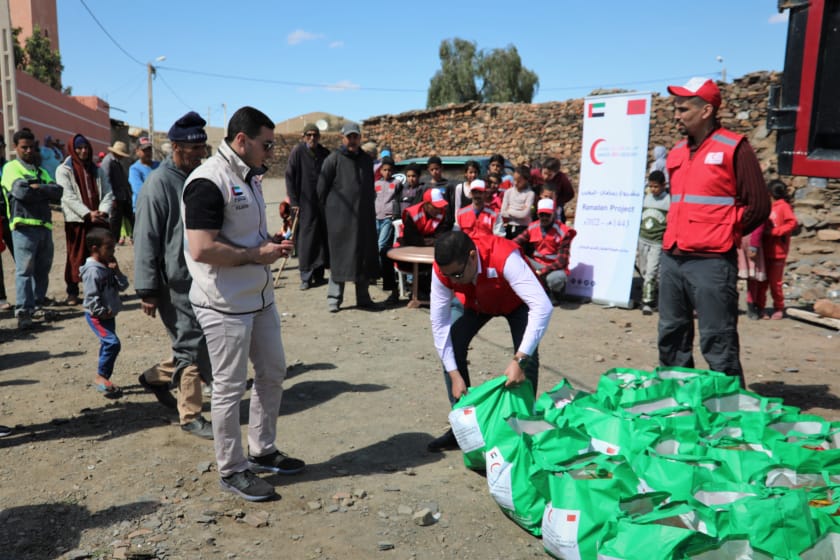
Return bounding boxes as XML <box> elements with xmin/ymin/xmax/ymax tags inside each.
<box><xmin>769</xmin><ymin>0</ymin><xmax>840</xmax><ymax>178</ymax></box>
<box><xmin>392</xmin><ymin>155</ymin><xmax>514</xmax><ymax>185</ymax></box>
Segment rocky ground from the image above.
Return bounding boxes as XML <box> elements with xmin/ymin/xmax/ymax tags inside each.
<box><xmin>0</xmin><ymin>178</ymin><xmax>838</xmax><ymax>560</ymax></box>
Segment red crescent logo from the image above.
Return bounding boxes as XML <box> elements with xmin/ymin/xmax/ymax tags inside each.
<box><xmin>489</xmin><ymin>461</ymin><xmax>501</xmax><ymax>473</ymax></box>
<box><xmin>590</xmin><ymin>138</ymin><xmax>605</xmax><ymax>165</ymax></box>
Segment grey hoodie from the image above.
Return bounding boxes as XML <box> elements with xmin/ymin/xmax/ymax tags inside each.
<box><xmin>80</xmin><ymin>257</ymin><xmax>129</xmax><ymax>318</ymax></box>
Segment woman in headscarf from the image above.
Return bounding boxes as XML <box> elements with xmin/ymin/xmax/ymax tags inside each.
<box><xmin>56</xmin><ymin>134</ymin><xmax>114</xmax><ymax>304</ymax></box>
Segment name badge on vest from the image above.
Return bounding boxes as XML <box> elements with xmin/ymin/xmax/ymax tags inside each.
<box><xmin>704</xmin><ymin>152</ymin><xmax>724</xmax><ymax>165</ymax></box>
<box><xmin>487</xmin><ymin>267</ymin><xmax>498</xmax><ymax>279</ymax></box>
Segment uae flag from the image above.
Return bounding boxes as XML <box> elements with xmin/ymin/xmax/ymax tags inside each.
<box><xmin>587</xmin><ymin>102</ymin><xmax>605</xmax><ymax>118</ymax></box>
<box><xmin>626</xmin><ymin>98</ymin><xmax>647</xmax><ymax>115</ymax></box>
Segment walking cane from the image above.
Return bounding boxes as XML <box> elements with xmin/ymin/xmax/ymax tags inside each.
<box><xmin>273</xmin><ymin>207</ymin><xmax>299</xmax><ymax>288</ymax></box>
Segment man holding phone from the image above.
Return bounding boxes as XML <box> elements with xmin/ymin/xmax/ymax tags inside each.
<box><xmin>183</xmin><ymin>106</ymin><xmax>303</xmax><ymax>502</ymax></box>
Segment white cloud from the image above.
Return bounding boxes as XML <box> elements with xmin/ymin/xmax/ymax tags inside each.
<box><xmin>325</xmin><ymin>80</ymin><xmax>360</xmax><ymax>92</ymax></box>
<box><xmin>768</xmin><ymin>12</ymin><xmax>789</xmax><ymax>24</ymax></box>
<box><xmin>287</xmin><ymin>29</ymin><xmax>324</xmax><ymax>45</ymax></box>
<box><xmin>329</xmin><ymin>41</ymin><xmax>345</xmax><ymax>49</ymax></box>
<box><xmin>297</xmin><ymin>86</ymin><xmax>314</xmax><ymax>93</ymax></box>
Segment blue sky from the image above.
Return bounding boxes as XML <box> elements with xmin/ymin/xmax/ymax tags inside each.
<box><xmin>56</xmin><ymin>1</ymin><xmax>790</xmax><ymax>132</ymax></box>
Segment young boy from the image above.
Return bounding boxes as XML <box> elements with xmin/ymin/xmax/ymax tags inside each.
<box><xmin>637</xmin><ymin>170</ymin><xmax>670</xmax><ymax>315</ymax></box>
<box><xmin>80</xmin><ymin>228</ymin><xmax>129</xmax><ymax>398</ymax></box>
<box><xmin>375</xmin><ymin>157</ymin><xmax>400</xmax><ymax>303</ymax></box>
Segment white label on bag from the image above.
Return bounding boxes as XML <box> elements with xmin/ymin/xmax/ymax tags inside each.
<box><xmin>486</xmin><ymin>446</ymin><xmax>514</xmax><ymax>510</ymax></box>
<box><xmin>448</xmin><ymin>406</ymin><xmax>485</xmax><ymax>452</ymax></box>
<box><xmin>543</xmin><ymin>504</ymin><xmax>582</xmax><ymax>560</ymax></box>
<box><xmin>590</xmin><ymin>437</ymin><xmax>620</xmax><ymax>456</ymax></box>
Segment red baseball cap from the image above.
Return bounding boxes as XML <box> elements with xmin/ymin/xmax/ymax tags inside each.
<box><xmin>423</xmin><ymin>188</ymin><xmax>448</xmax><ymax>209</ymax></box>
<box><xmin>667</xmin><ymin>77</ymin><xmax>721</xmax><ymax>108</ymax></box>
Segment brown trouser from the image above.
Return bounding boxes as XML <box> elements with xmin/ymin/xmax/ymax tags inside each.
<box><xmin>142</xmin><ymin>358</ymin><xmax>203</xmax><ymax>424</ymax></box>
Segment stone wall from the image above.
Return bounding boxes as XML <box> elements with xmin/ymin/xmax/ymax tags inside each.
<box><xmin>361</xmin><ymin>71</ymin><xmax>783</xmax><ymax>187</ymax></box>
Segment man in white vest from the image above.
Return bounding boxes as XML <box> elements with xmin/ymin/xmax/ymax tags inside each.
<box><xmin>182</xmin><ymin>106</ymin><xmax>303</xmax><ymax>502</ymax></box>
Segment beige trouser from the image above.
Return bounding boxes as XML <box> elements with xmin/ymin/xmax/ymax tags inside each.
<box><xmin>142</xmin><ymin>358</ymin><xmax>203</xmax><ymax>424</ymax></box>
<box><xmin>193</xmin><ymin>305</ymin><xmax>287</xmax><ymax>478</ymax></box>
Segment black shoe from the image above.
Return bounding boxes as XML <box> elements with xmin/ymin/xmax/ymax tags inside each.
<box><xmin>181</xmin><ymin>416</ymin><xmax>214</xmax><ymax>440</ymax></box>
<box><xmin>384</xmin><ymin>292</ymin><xmax>400</xmax><ymax>306</ymax></box>
<box><xmin>138</xmin><ymin>374</ymin><xmax>178</xmax><ymax>409</ymax></box>
<box><xmin>248</xmin><ymin>450</ymin><xmax>305</xmax><ymax>475</ymax></box>
<box><xmin>299</xmin><ymin>281</ymin><xmax>310</xmax><ymax>291</ymax></box>
<box><xmin>220</xmin><ymin>470</ymin><xmax>276</xmax><ymax>502</ymax></box>
<box><xmin>357</xmin><ymin>300</ymin><xmax>384</xmax><ymax>311</ymax></box>
<box><xmin>312</xmin><ymin>277</ymin><xmax>328</xmax><ymax>287</ymax></box>
<box><xmin>0</xmin><ymin>425</ymin><xmax>12</xmax><ymax>438</ymax></box>
<box><xmin>427</xmin><ymin>429</ymin><xmax>459</xmax><ymax>452</ymax></box>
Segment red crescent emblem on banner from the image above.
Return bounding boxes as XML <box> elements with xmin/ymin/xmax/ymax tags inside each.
<box><xmin>590</xmin><ymin>138</ymin><xmax>605</xmax><ymax>165</ymax></box>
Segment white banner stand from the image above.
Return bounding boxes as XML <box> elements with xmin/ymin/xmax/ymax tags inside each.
<box><xmin>566</xmin><ymin>92</ymin><xmax>652</xmax><ymax>308</ymax></box>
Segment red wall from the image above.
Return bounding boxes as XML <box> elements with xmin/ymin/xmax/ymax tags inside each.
<box><xmin>4</xmin><ymin>70</ymin><xmax>111</xmax><ymax>156</ymax></box>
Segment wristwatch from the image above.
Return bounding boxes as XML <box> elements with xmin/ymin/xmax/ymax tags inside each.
<box><xmin>515</xmin><ymin>355</ymin><xmax>531</xmax><ymax>369</ymax></box>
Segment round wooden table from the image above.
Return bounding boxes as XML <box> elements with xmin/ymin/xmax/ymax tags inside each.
<box><xmin>386</xmin><ymin>246</ymin><xmax>435</xmax><ymax>308</ymax></box>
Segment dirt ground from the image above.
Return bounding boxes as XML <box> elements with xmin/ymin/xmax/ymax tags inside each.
<box><xmin>0</xmin><ymin>178</ymin><xmax>838</xmax><ymax>560</ymax></box>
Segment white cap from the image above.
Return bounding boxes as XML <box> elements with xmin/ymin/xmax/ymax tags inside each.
<box><xmin>469</xmin><ymin>179</ymin><xmax>486</xmax><ymax>191</ymax></box>
<box><xmin>537</xmin><ymin>199</ymin><xmax>555</xmax><ymax>214</ymax></box>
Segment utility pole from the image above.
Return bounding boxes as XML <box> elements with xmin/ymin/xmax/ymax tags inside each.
<box><xmin>147</xmin><ymin>62</ymin><xmax>155</xmax><ymax>149</ymax></box>
<box><xmin>0</xmin><ymin>0</ymin><xmax>19</xmax><ymax>160</ymax></box>
<box><xmin>147</xmin><ymin>55</ymin><xmax>165</xmax><ymax>153</ymax></box>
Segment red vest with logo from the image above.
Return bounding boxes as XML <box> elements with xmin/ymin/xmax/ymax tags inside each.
<box><xmin>456</xmin><ymin>206</ymin><xmax>497</xmax><ymax>237</ymax></box>
<box><xmin>403</xmin><ymin>201</ymin><xmax>442</xmax><ymax>237</ymax></box>
<box><xmin>433</xmin><ymin>235</ymin><xmax>525</xmax><ymax>316</ymax></box>
<box><xmin>663</xmin><ymin>128</ymin><xmax>744</xmax><ymax>253</ymax></box>
<box><xmin>523</xmin><ymin>220</ymin><xmax>574</xmax><ymax>272</ymax></box>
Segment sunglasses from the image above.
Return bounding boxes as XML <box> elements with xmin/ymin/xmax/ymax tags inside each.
<box><xmin>304</xmin><ymin>132</ymin><xmax>320</xmax><ymax>138</ymax></box>
<box><xmin>262</xmin><ymin>140</ymin><xmax>275</xmax><ymax>151</ymax></box>
<box><xmin>443</xmin><ymin>259</ymin><xmax>469</xmax><ymax>280</ymax></box>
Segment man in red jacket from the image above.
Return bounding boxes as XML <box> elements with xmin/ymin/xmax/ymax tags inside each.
<box><xmin>401</xmin><ymin>188</ymin><xmax>453</xmax><ymax>247</ymax></box>
<box><xmin>426</xmin><ymin>230</ymin><xmax>553</xmax><ymax>452</ymax></box>
<box><xmin>514</xmin><ymin>199</ymin><xmax>575</xmax><ymax>303</ymax></box>
<box><xmin>659</xmin><ymin>77</ymin><xmax>769</xmax><ymax>387</ymax></box>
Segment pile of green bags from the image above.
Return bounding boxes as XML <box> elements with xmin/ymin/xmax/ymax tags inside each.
<box><xmin>448</xmin><ymin>367</ymin><xmax>840</xmax><ymax>559</ymax></box>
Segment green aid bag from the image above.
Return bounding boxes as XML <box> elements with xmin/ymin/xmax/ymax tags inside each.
<box><xmin>535</xmin><ymin>379</ymin><xmax>588</xmax><ymax>423</ymax></box>
<box><xmin>541</xmin><ymin>453</ymin><xmax>640</xmax><ymax>560</ymax></box>
<box><xmin>485</xmin><ymin>418</ymin><xmax>556</xmax><ymax>536</ymax></box>
<box><xmin>529</xmin><ymin>419</ymin><xmax>595</xmax><ymax>472</ymax></box>
<box><xmin>768</xmin><ymin>439</ymin><xmax>840</xmax><ymax>477</ymax></box>
<box><xmin>448</xmin><ymin>375</ymin><xmax>535</xmax><ymax>470</ymax></box>
<box><xmin>703</xmin><ymin>390</ymin><xmax>797</xmax><ymax>417</ymax></box>
<box><xmin>597</xmin><ymin>502</ymin><xmax>718</xmax><ymax>560</ymax></box>
<box><xmin>595</xmin><ymin>367</ymin><xmax>669</xmax><ymax>410</ymax></box>
<box><xmin>632</xmin><ymin>452</ymin><xmax>736</xmax><ymax>501</ymax></box>
<box><xmin>563</xmin><ymin>405</ymin><xmax>661</xmax><ymax>463</ymax></box>
<box><xmin>724</xmin><ymin>489</ymin><xmax>820</xmax><ymax>559</ymax></box>
<box><xmin>702</xmin><ymin>438</ymin><xmax>775</xmax><ymax>484</ymax></box>
<box><xmin>657</xmin><ymin>367</ymin><xmax>742</xmax><ymax>409</ymax></box>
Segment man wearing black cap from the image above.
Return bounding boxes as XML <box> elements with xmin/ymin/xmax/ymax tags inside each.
<box><xmin>134</xmin><ymin>112</ymin><xmax>213</xmax><ymax>439</ymax></box>
<box><xmin>286</xmin><ymin>123</ymin><xmax>329</xmax><ymax>290</ymax></box>
<box><xmin>658</xmin><ymin>77</ymin><xmax>770</xmax><ymax>387</ymax></box>
<box><xmin>317</xmin><ymin>122</ymin><xmax>381</xmax><ymax>313</ymax></box>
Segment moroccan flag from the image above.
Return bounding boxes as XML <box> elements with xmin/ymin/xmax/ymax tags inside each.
<box><xmin>626</xmin><ymin>99</ymin><xmax>647</xmax><ymax>115</ymax></box>
<box><xmin>587</xmin><ymin>102</ymin><xmax>605</xmax><ymax>118</ymax></box>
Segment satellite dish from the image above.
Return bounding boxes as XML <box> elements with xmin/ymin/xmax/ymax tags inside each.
<box><xmin>316</xmin><ymin>119</ymin><xmax>328</xmax><ymax>131</ymax></box>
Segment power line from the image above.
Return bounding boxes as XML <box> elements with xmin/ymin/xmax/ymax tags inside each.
<box><xmin>78</xmin><ymin>0</ymin><xmax>144</xmax><ymax>67</ymax></box>
<box><xmin>156</xmin><ymin>72</ymin><xmax>194</xmax><ymax>112</ymax></box>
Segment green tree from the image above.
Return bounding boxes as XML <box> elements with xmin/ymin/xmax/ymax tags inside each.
<box><xmin>23</xmin><ymin>25</ymin><xmax>64</xmax><ymax>90</ymax></box>
<box><xmin>12</xmin><ymin>27</ymin><xmax>25</xmax><ymax>70</ymax></box>
<box><xmin>427</xmin><ymin>39</ymin><xmax>539</xmax><ymax>108</ymax></box>
<box><xmin>427</xmin><ymin>38</ymin><xmax>480</xmax><ymax>107</ymax></box>
<box><xmin>478</xmin><ymin>46</ymin><xmax>539</xmax><ymax>104</ymax></box>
